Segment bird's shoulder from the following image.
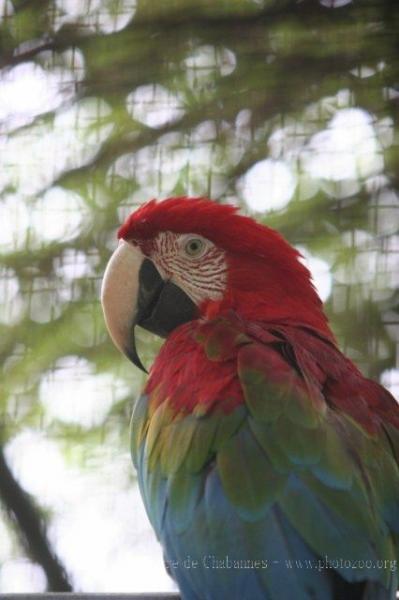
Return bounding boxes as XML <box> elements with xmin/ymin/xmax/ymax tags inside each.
<box><xmin>144</xmin><ymin>310</ymin><xmax>399</xmax><ymax>434</ymax></box>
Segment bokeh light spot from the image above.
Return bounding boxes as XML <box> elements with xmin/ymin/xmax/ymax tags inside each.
<box><xmin>239</xmin><ymin>159</ymin><xmax>296</xmax><ymax>212</ymax></box>
<box><xmin>127</xmin><ymin>84</ymin><xmax>185</xmax><ymax>129</ymax></box>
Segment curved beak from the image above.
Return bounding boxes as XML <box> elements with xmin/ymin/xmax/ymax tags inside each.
<box><xmin>101</xmin><ymin>240</ymin><xmax>198</xmax><ymax>372</ymax></box>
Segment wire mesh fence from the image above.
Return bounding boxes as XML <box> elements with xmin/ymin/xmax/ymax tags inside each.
<box><xmin>0</xmin><ymin>0</ymin><xmax>398</xmax><ymax>593</ymax></box>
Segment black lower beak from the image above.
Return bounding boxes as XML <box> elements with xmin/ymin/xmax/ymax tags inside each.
<box><xmin>127</xmin><ymin>259</ymin><xmax>198</xmax><ymax>372</ymax></box>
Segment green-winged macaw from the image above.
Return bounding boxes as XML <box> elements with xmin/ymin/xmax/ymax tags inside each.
<box><xmin>101</xmin><ymin>197</ymin><xmax>399</xmax><ymax>600</ymax></box>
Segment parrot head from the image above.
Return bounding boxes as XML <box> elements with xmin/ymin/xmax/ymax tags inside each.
<box><xmin>101</xmin><ymin>197</ymin><xmax>333</xmax><ymax>370</ymax></box>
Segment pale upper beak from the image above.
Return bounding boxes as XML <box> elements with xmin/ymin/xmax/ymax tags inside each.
<box><xmin>101</xmin><ymin>239</ymin><xmax>198</xmax><ymax>371</ymax></box>
<box><xmin>101</xmin><ymin>240</ymin><xmax>146</xmax><ymax>369</ymax></box>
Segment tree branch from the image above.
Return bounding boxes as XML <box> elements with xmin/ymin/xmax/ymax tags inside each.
<box><xmin>0</xmin><ymin>445</ymin><xmax>72</xmax><ymax>591</ymax></box>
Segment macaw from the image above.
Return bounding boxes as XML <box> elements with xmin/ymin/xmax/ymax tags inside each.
<box><xmin>101</xmin><ymin>197</ymin><xmax>399</xmax><ymax>600</ymax></box>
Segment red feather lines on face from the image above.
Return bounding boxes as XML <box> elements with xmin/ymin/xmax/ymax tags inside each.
<box><xmin>118</xmin><ymin>197</ymin><xmax>333</xmax><ymax>340</ymax></box>
<box><xmin>139</xmin><ymin>229</ymin><xmax>227</xmax><ymax>303</ymax></box>
<box><xmin>174</xmin><ymin>253</ymin><xmax>225</xmax><ymax>296</ymax></box>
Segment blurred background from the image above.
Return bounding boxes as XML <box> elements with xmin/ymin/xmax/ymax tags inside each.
<box><xmin>0</xmin><ymin>0</ymin><xmax>398</xmax><ymax>593</ymax></box>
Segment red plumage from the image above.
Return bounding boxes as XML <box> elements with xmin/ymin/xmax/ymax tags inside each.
<box><xmin>119</xmin><ymin>197</ymin><xmax>399</xmax><ymax>433</ymax></box>
<box><xmin>119</xmin><ymin>197</ymin><xmax>332</xmax><ymax>338</ymax></box>
<box><xmin>145</xmin><ymin>313</ymin><xmax>399</xmax><ymax>433</ymax></box>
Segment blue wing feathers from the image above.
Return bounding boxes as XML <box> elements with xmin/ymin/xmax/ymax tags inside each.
<box><xmin>130</xmin><ymin>320</ymin><xmax>399</xmax><ymax>599</ymax></box>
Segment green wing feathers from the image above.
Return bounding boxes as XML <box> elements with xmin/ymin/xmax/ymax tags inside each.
<box><xmin>131</xmin><ymin>316</ymin><xmax>399</xmax><ymax>591</ymax></box>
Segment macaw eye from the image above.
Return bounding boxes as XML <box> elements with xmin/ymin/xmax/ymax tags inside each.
<box><xmin>184</xmin><ymin>237</ymin><xmax>205</xmax><ymax>257</ymax></box>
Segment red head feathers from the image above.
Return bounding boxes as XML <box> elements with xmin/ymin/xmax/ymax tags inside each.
<box><xmin>118</xmin><ymin>197</ymin><xmax>334</xmax><ymax>341</ymax></box>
